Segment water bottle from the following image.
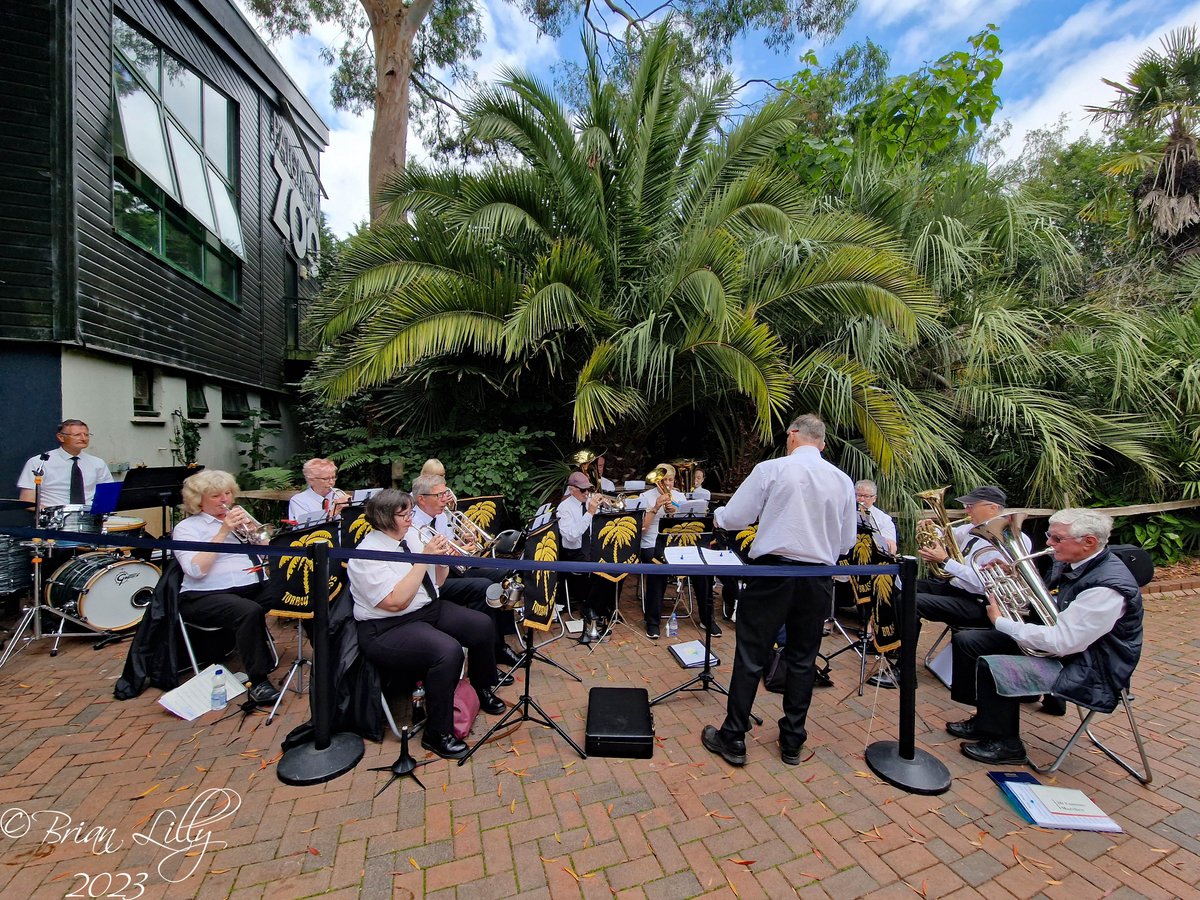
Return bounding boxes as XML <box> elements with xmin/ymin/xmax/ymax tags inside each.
<box><xmin>211</xmin><ymin>667</ymin><xmax>227</xmax><ymax>710</ymax></box>
<box><xmin>666</xmin><ymin>611</ymin><xmax>679</xmax><ymax>638</ymax></box>
<box><xmin>411</xmin><ymin>681</ymin><xmax>426</xmax><ymax>726</ymax></box>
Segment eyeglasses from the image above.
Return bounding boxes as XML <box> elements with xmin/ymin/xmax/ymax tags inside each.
<box><xmin>394</xmin><ymin>509</ymin><xmax>414</xmax><ymax>519</ymax></box>
<box><xmin>310</xmin><ymin>475</ymin><xmax>337</xmax><ymax>482</ymax></box>
<box><xmin>420</xmin><ymin>490</ymin><xmax>453</xmax><ymax>500</ymax></box>
<box><xmin>1045</xmin><ymin>532</ymin><xmax>1082</xmax><ymax>544</ymax></box>
<box><xmin>59</xmin><ymin>432</ymin><xmax>91</xmax><ymax>438</ymax></box>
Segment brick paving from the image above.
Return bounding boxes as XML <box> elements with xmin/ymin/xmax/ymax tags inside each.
<box><xmin>0</xmin><ymin>582</ymin><xmax>1198</xmax><ymax>899</ymax></box>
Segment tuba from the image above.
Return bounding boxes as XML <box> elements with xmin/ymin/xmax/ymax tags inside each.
<box><xmin>914</xmin><ymin>486</ymin><xmax>968</xmax><ymax>579</ymax></box>
<box><xmin>967</xmin><ymin>515</ymin><xmax>1058</xmax><ymax>656</ymax></box>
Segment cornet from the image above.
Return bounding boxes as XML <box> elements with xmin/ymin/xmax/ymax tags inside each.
<box><xmin>220</xmin><ymin>503</ymin><xmax>273</xmax><ymax>543</ymax></box>
<box><xmin>416</xmin><ymin>524</ymin><xmax>472</xmax><ymax>559</ymax></box>
<box><xmin>589</xmin><ymin>491</ymin><xmax>625</xmax><ymax>512</ymax></box>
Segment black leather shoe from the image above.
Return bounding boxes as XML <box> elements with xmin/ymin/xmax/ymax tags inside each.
<box><xmin>496</xmin><ymin>644</ymin><xmax>522</xmax><ymax>667</ymax></box>
<box><xmin>701</xmin><ymin>725</ymin><xmax>746</xmax><ymax>766</ymax></box>
<box><xmin>960</xmin><ymin>738</ymin><xmax>1027</xmax><ymax>765</ymax></box>
<box><xmin>945</xmin><ymin>717</ymin><xmax>993</xmax><ymax>740</ymax></box>
<box><xmin>478</xmin><ymin>689</ymin><xmax>506</xmax><ymax>715</ymax></box>
<box><xmin>779</xmin><ymin>740</ymin><xmax>802</xmax><ymax>766</ymax></box>
<box><xmin>247</xmin><ymin>680</ymin><xmax>281</xmax><ymax>705</ymax></box>
<box><xmin>495</xmin><ymin>668</ymin><xmax>515</xmax><ymax>687</ymax></box>
<box><xmin>1040</xmin><ymin>695</ymin><xmax>1067</xmax><ymax>717</ymax></box>
<box><xmin>722</xmin><ymin>598</ymin><xmax>736</xmax><ymax>621</ymax></box>
<box><xmin>702</xmin><ymin>619</ymin><xmax>724</xmax><ymax>638</ymax></box>
<box><xmin>646</xmin><ymin>624</ymin><xmax>660</xmax><ymax>639</ymax></box>
<box><xmin>421</xmin><ymin>731</ymin><xmax>469</xmax><ymax>759</ymax></box>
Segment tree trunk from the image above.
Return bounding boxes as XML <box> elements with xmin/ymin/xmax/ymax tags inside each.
<box><xmin>363</xmin><ymin>0</ymin><xmax>434</xmax><ymax>222</ymax></box>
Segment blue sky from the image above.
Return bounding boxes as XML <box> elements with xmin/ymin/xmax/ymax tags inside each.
<box><xmin>239</xmin><ymin>1</ymin><xmax>1200</xmax><ymax>236</ymax></box>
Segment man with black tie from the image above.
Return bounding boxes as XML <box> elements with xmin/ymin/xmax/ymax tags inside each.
<box><xmin>557</xmin><ymin>470</ymin><xmax>605</xmax><ymax>642</ymax></box>
<box><xmin>17</xmin><ymin>419</ymin><xmax>113</xmax><ymax>508</ymax></box>
<box><xmin>701</xmin><ymin>414</ymin><xmax>857</xmax><ymax>766</ymax></box>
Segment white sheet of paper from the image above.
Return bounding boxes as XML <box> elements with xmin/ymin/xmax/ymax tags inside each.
<box><xmin>158</xmin><ymin>664</ymin><xmax>248</xmax><ymax>721</ymax></box>
<box><xmin>700</xmin><ymin>549</ymin><xmax>747</xmax><ymax>567</ymax></box>
<box><xmin>352</xmin><ymin>487</ymin><xmax>383</xmax><ymax>503</ymax></box>
<box><xmin>663</xmin><ymin>546</ymin><xmax>704</xmax><ymax>565</ymax></box>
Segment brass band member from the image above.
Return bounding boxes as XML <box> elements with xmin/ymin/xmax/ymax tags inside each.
<box><xmin>17</xmin><ymin>419</ymin><xmax>113</xmax><ymax>507</ymax></box>
<box><xmin>288</xmin><ymin>458</ymin><xmax>348</xmax><ymax>523</ymax></box>
<box><xmin>347</xmin><ymin>490</ymin><xmax>505</xmax><ymax>760</ymax></box>
<box><xmin>638</xmin><ymin>463</ymin><xmax>687</xmax><ymax>639</ymax></box>
<box><xmin>701</xmin><ymin>415</ymin><xmax>857</xmax><ymax>767</ymax></box>
<box><xmin>855</xmin><ymin>480</ymin><xmax>897</xmax><ymax>555</ymax></box>
<box><xmin>410</xmin><ymin>471</ymin><xmax>522</xmax><ymax>669</ymax></box>
<box><xmin>948</xmin><ymin>509</ymin><xmax>1143</xmax><ymax>765</ymax></box>
<box><xmin>174</xmin><ymin>470</ymin><xmax>281</xmax><ymax>705</ymax></box>
<box><xmin>556</xmin><ymin>470</ymin><xmax>605</xmax><ymax>643</ymax></box>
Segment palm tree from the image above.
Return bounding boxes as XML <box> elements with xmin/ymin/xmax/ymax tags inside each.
<box><xmin>1089</xmin><ymin>26</ymin><xmax>1200</xmax><ymax>259</ymax></box>
<box><xmin>305</xmin><ymin>23</ymin><xmax>937</xmax><ymax>481</ymax></box>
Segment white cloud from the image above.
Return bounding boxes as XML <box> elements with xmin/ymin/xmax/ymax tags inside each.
<box><xmin>998</xmin><ymin>1</ymin><xmax>1200</xmax><ymax>161</ymax></box>
<box><xmin>1002</xmin><ymin>0</ymin><xmax>1152</xmax><ymax>75</ymax></box>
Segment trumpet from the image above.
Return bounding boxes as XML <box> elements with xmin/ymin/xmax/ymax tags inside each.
<box><xmin>416</xmin><ymin>524</ymin><xmax>472</xmax><ymax>558</ymax></box>
<box><xmin>220</xmin><ymin>503</ymin><xmax>273</xmax><ymax>543</ymax></box>
<box><xmin>588</xmin><ymin>491</ymin><xmax>625</xmax><ymax>512</ymax></box>
<box><xmin>446</xmin><ymin>508</ymin><xmax>498</xmax><ymax>555</ymax></box>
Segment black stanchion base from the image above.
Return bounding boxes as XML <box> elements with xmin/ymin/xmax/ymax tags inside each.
<box><xmin>277</xmin><ymin>732</ymin><xmax>365</xmax><ymax>786</ymax></box>
<box><xmin>865</xmin><ymin>740</ymin><xmax>952</xmax><ymax>795</ymax></box>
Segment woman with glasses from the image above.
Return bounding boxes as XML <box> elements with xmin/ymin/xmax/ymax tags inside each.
<box><xmin>347</xmin><ymin>489</ymin><xmax>505</xmax><ymax>760</ymax></box>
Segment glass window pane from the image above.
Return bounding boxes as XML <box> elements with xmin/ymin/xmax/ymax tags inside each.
<box><xmin>164</xmin><ymin>216</ymin><xmax>202</xmax><ymax>277</ymax></box>
<box><xmin>114</xmin><ymin>61</ymin><xmax>175</xmax><ymax>197</ymax></box>
<box><xmin>167</xmin><ymin>122</ymin><xmax>215</xmax><ymax>232</ymax></box>
<box><xmin>207</xmin><ymin>165</ymin><xmax>244</xmax><ymax>258</ymax></box>
<box><xmin>112</xmin><ymin>18</ymin><xmax>159</xmax><ymax>91</ymax></box>
<box><xmin>204</xmin><ymin>247</ymin><xmax>236</xmax><ymax>299</ymax></box>
<box><xmin>113</xmin><ymin>178</ymin><xmax>159</xmax><ymax>251</ymax></box>
<box><xmin>162</xmin><ymin>57</ymin><xmax>201</xmax><ymax>140</ymax></box>
<box><xmin>203</xmin><ymin>85</ymin><xmax>231</xmax><ymax>177</ymax></box>
<box><xmin>186</xmin><ymin>379</ymin><xmax>209</xmax><ymax>417</ymax></box>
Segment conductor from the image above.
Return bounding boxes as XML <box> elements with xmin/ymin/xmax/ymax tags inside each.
<box><xmin>701</xmin><ymin>414</ymin><xmax>857</xmax><ymax>766</ymax></box>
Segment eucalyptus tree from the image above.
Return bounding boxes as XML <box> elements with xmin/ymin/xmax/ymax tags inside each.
<box><xmin>305</xmin><ymin>24</ymin><xmax>936</xmax><ymax>480</ymax></box>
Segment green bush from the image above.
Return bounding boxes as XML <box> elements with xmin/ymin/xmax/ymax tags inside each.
<box><xmin>1113</xmin><ymin>511</ymin><xmax>1200</xmax><ymax>566</ymax></box>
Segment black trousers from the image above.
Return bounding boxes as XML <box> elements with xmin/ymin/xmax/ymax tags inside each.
<box><xmin>689</xmin><ymin>576</ymin><xmax>721</xmax><ymax>627</ymax></box>
<box><xmin>720</xmin><ymin>558</ymin><xmax>830</xmax><ymax>747</ymax></box>
<box><xmin>356</xmin><ymin>600</ymin><xmax>497</xmax><ymax>738</ymax></box>
<box><xmin>914</xmin><ymin>579</ymin><xmax>988</xmax><ymax>641</ymax></box>
<box><xmin>950</xmin><ymin>628</ymin><xmax>1025</xmax><ymax>738</ymax></box>
<box><xmin>561</xmin><ymin>548</ymin><xmax>609</xmax><ymax>618</ymax></box>
<box><xmin>179</xmin><ymin>580</ymin><xmax>279</xmax><ymax>683</ymax></box>
<box><xmin>641</xmin><ymin>547</ymin><xmax>668</xmax><ymax>626</ymax></box>
<box><xmin>440</xmin><ymin>575</ymin><xmax>515</xmax><ymax>640</ymax></box>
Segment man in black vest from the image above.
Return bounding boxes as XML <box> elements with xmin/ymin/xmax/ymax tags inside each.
<box><xmin>946</xmin><ymin>508</ymin><xmax>1143</xmax><ymax>764</ymax></box>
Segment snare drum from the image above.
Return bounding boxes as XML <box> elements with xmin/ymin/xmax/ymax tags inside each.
<box><xmin>103</xmin><ymin>515</ymin><xmax>146</xmax><ymax>539</ymax></box>
<box><xmin>45</xmin><ymin>552</ymin><xmax>159</xmax><ymax>631</ymax></box>
<box><xmin>39</xmin><ymin>504</ymin><xmax>104</xmax><ymax>534</ymax></box>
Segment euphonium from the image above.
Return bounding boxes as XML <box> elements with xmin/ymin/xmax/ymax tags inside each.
<box><xmin>967</xmin><ymin>514</ymin><xmax>1059</xmax><ymax>656</ymax></box>
<box><xmin>220</xmin><ymin>503</ymin><xmax>273</xmax><ymax>543</ymax></box>
<box><xmin>914</xmin><ymin>486</ymin><xmax>968</xmax><ymax>579</ymax></box>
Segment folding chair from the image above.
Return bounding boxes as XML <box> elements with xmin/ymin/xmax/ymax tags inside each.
<box><xmin>177</xmin><ymin>611</ymin><xmax>278</xmax><ymax>678</ymax></box>
<box><xmin>1028</xmin><ymin>687</ymin><xmax>1153</xmax><ymax>784</ymax></box>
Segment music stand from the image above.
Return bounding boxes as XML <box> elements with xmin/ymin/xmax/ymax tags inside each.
<box><xmin>114</xmin><ymin>465</ymin><xmax>201</xmax><ymax>539</ymax></box>
<box><xmin>503</xmin><ymin>520</ymin><xmax>579</xmax><ymax>682</ymax></box>
<box><xmin>586</xmin><ymin>510</ymin><xmax>642</xmax><ymax>643</ymax></box>
<box><xmin>651</xmin><ymin>546</ymin><xmax>762</xmax><ymax>726</ymax></box>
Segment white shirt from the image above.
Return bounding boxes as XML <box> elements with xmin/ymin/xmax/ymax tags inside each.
<box><xmin>942</xmin><ymin>520</ymin><xmax>1033</xmax><ymax>595</ymax></box>
<box><xmin>18</xmin><ymin>447</ymin><xmax>113</xmax><ymax>508</ymax></box>
<box><xmin>411</xmin><ymin>504</ymin><xmax>451</xmax><ymax>542</ymax></box>
<box><xmin>173</xmin><ymin>512</ymin><xmax>262</xmax><ymax>592</ymax></box>
<box><xmin>862</xmin><ymin>504</ymin><xmax>897</xmax><ymax>553</ymax></box>
<box><xmin>598</xmin><ymin>476</ymin><xmax>616</xmax><ymax>493</ymax></box>
<box><xmin>994</xmin><ymin>550</ymin><xmax>1125</xmax><ymax>657</ymax></box>
<box><xmin>288</xmin><ymin>487</ymin><xmax>334</xmax><ymax>524</ymax></box>
<box><xmin>714</xmin><ymin>445</ymin><xmax>856</xmax><ymax>565</ymax></box>
<box><xmin>638</xmin><ymin>488</ymin><xmax>688</xmax><ymax>550</ymax></box>
<box><xmin>690</xmin><ymin>487</ymin><xmax>712</xmax><ymax>502</ymax></box>
<box><xmin>556</xmin><ymin>494</ymin><xmax>593</xmax><ymax>550</ymax></box>
<box><xmin>348</xmin><ymin>528</ymin><xmax>436</xmax><ymax>621</ymax></box>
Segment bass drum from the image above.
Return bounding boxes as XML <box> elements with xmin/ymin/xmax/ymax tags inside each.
<box><xmin>45</xmin><ymin>553</ymin><xmax>159</xmax><ymax>632</ymax></box>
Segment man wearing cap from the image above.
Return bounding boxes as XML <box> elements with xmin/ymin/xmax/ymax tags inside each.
<box><xmin>915</xmin><ymin>486</ymin><xmax>1030</xmax><ymax>633</ymax></box>
<box><xmin>557</xmin><ymin>471</ymin><xmax>605</xmax><ymax>642</ymax></box>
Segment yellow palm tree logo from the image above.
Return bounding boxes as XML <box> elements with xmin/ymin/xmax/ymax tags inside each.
<box><xmin>736</xmin><ymin>526</ymin><xmax>757</xmax><ymax>552</ymax></box>
<box><xmin>662</xmin><ymin>520</ymin><xmax>705</xmax><ymax>546</ymax></box>
<box><xmin>598</xmin><ymin>515</ymin><xmax>637</xmax><ymax>554</ymax></box>
<box><xmin>534</xmin><ymin>529</ymin><xmax>558</xmax><ymax>598</ymax></box>
<box><xmin>278</xmin><ymin>530</ymin><xmax>343</xmax><ymax>611</ymax></box>
<box><xmin>349</xmin><ymin>513</ymin><xmax>372</xmax><ymax>545</ymax></box>
<box><xmin>465</xmin><ymin>500</ymin><xmax>498</xmax><ymax>529</ymax></box>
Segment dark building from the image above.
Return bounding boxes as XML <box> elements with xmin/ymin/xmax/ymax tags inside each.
<box><xmin>0</xmin><ymin>0</ymin><xmax>327</xmax><ymax>487</ymax></box>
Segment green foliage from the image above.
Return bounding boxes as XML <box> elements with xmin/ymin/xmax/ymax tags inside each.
<box><xmin>1113</xmin><ymin>511</ymin><xmax>1200</xmax><ymax>566</ymax></box>
<box><xmin>169</xmin><ymin>409</ymin><xmax>201</xmax><ymax>467</ymax></box>
<box><xmin>234</xmin><ymin>409</ymin><xmax>280</xmax><ymax>484</ymax></box>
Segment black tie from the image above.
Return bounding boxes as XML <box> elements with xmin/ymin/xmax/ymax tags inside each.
<box><xmin>69</xmin><ymin>457</ymin><xmax>85</xmax><ymax>504</ymax></box>
<box><xmin>400</xmin><ymin>539</ymin><xmax>438</xmax><ymax>599</ymax></box>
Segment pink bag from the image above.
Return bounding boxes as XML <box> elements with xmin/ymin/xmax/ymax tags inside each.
<box><xmin>452</xmin><ymin>679</ymin><xmax>480</xmax><ymax>739</ymax></box>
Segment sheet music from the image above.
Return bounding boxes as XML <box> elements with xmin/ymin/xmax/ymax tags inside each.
<box><xmin>623</xmin><ymin>480</ymin><xmax>646</xmax><ymax>492</ymax></box>
<box><xmin>531</xmin><ymin>512</ymin><xmax>554</xmax><ymax>530</ymax></box>
<box><xmin>700</xmin><ymin>548</ymin><xmax>748</xmax><ymax>567</ymax></box>
<box><xmin>352</xmin><ymin>488</ymin><xmax>383</xmax><ymax>503</ymax></box>
<box><xmin>158</xmin><ymin>665</ymin><xmax>248</xmax><ymax>721</ymax></box>
<box><xmin>663</xmin><ymin>546</ymin><xmax>704</xmax><ymax>565</ymax></box>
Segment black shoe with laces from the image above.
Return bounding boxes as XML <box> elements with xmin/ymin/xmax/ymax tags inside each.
<box><xmin>646</xmin><ymin>624</ymin><xmax>660</xmax><ymax>639</ymax></box>
<box><xmin>701</xmin><ymin>618</ymin><xmax>723</xmax><ymax>638</ymax></box>
<box><xmin>247</xmin><ymin>680</ymin><xmax>281</xmax><ymax>705</ymax></box>
<box><xmin>496</xmin><ymin>644</ymin><xmax>522</xmax><ymax>667</ymax></box>
<box><xmin>421</xmin><ymin>731</ymin><xmax>469</xmax><ymax>759</ymax></box>
<box><xmin>945</xmin><ymin>717</ymin><xmax>992</xmax><ymax>740</ymax></box>
<box><xmin>701</xmin><ymin>725</ymin><xmax>746</xmax><ymax>766</ymax></box>
<box><xmin>960</xmin><ymin>738</ymin><xmax>1027</xmax><ymax>765</ymax></box>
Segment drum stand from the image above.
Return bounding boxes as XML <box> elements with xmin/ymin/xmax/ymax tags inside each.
<box><xmin>459</xmin><ymin>623</ymin><xmax>586</xmax><ymax>765</ymax></box>
<box><xmin>0</xmin><ymin>543</ymin><xmax>96</xmax><ymax>671</ymax></box>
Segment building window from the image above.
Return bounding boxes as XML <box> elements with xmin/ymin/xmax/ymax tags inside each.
<box><xmin>186</xmin><ymin>379</ymin><xmax>209</xmax><ymax>419</ymax></box>
<box><xmin>133</xmin><ymin>365</ymin><xmax>158</xmax><ymax>415</ymax></box>
<box><xmin>260</xmin><ymin>394</ymin><xmax>281</xmax><ymax>423</ymax></box>
<box><xmin>110</xmin><ymin>16</ymin><xmax>243</xmax><ymax>302</ymax></box>
<box><xmin>221</xmin><ymin>386</ymin><xmax>250</xmax><ymax>421</ymax></box>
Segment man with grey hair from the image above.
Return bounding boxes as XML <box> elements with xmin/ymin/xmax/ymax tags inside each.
<box><xmin>701</xmin><ymin>414</ymin><xmax>857</xmax><ymax>766</ymax></box>
<box><xmin>288</xmin><ymin>458</ymin><xmax>347</xmax><ymax>524</ymax></box>
<box><xmin>855</xmin><ymin>479</ymin><xmax>897</xmax><ymax>555</ymax></box>
<box><xmin>947</xmin><ymin>508</ymin><xmax>1143</xmax><ymax>765</ymax></box>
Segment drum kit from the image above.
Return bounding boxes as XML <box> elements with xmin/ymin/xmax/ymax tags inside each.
<box><xmin>0</xmin><ymin>504</ymin><xmax>159</xmax><ymax>669</ymax></box>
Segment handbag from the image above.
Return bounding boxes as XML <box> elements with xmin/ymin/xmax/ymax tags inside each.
<box><xmin>452</xmin><ymin>678</ymin><xmax>480</xmax><ymax>739</ymax></box>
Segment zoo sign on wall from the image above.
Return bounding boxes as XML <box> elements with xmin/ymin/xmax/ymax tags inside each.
<box><xmin>268</xmin><ymin>110</ymin><xmax>320</xmax><ymax>265</ymax></box>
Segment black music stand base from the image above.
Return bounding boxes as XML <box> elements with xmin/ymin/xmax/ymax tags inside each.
<box><xmin>865</xmin><ymin>740</ymin><xmax>951</xmax><ymax>795</ymax></box>
<box><xmin>651</xmin><ymin>615</ymin><xmax>763</xmax><ymax>727</ymax></box>
<box><xmin>460</xmin><ymin>626</ymin><xmax>586</xmax><ymax>765</ymax></box>
<box><xmin>369</xmin><ymin>726</ymin><xmax>429</xmax><ymax>796</ymax></box>
<box><xmin>277</xmin><ymin>732</ymin><xmax>365</xmax><ymax>786</ymax></box>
